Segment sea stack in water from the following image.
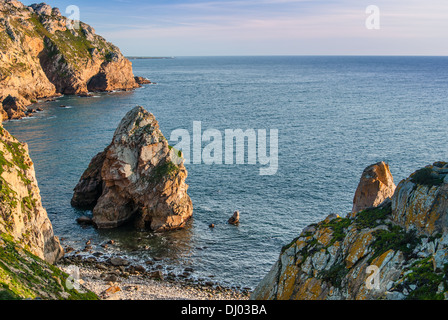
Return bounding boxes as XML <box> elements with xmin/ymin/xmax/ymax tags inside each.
<box><xmin>351</xmin><ymin>161</ymin><xmax>396</xmax><ymax>215</ymax></box>
<box><xmin>71</xmin><ymin>106</ymin><xmax>193</xmax><ymax>232</ymax></box>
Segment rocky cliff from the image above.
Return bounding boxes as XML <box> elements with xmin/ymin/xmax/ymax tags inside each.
<box><xmin>0</xmin><ymin>117</ymin><xmax>63</xmax><ymax>264</ymax></box>
<box><xmin>72</xmin><ymin>106</ymin><xmax>193</xmax><ymax>232</ymax></box>
<box><xmin>252</xmin><ymin>162</ymin><xmax>448</xmax><ymax>300</ymax></box>
<box><xmin>0</xmin><ymin>0</ymin><xmax>139</xmax><ymax>120</ymax></box>
<box><xmin>0</xmin><ymin>119</ymin><xmax>98</xmax><ymax>299</ymax></box>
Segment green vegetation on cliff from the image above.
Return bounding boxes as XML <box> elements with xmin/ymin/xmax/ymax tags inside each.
<box><xmin>0</xmin><ymin>233</ymin><xmax>98</xmax><ymax>300</ymax></box>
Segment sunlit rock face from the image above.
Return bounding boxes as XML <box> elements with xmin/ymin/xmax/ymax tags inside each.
<box><xmin>0</xmin><ymin>122</ymin><xmax>63</xmax><ymax>264</ymax></box>
<box><xmin>252</xmin><ymin>162</ymin><xmax>448</xmax><ymax>301</ymax></box>
<box><xmin>351</xmin><ymin>162</ymin><xmax>396</xmax><ymax>215</ymax></box>
<box><xmin>72</xmin><ymin>106</ymin><xmax>193</xmax><ymax>232</ymax></box>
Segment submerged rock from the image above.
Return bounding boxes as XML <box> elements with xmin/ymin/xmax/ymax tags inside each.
<box><xmin>71</xmin><ymin>106</ymin><xmax>193</xmax><ymax>232</ymax></box>
<box><xmin>252</xmin><ymin>161</ymin><xmax>448</xmax><ymax>300</ymax></box>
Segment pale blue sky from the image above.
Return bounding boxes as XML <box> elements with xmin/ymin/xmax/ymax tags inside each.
<box><xmin>22</xmin><ymin>0</ymin><xmax>448</xmax><ymax>56</ymax></box>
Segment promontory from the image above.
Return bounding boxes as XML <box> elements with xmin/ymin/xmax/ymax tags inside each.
<box><xmin>0</xmin><ymin>0</ymin><xmax>140</xmax><ymax>120</ymax></box>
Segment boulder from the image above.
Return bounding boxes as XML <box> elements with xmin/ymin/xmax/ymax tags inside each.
<box><xmin>71</xmin><ymin>106</ymin><xmax>193</xmax><ymax>232</ymax></box>
<box><xmin>351</xmin><ymin>161</ymin><xmax>396</xmax><ymax>215</ymax></box>
<box><xmin>2</xmin><ymin>95</ymin><xmax>29</xmax><ymax>120</ymax></box>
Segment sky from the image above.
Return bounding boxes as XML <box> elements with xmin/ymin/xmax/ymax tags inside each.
<box><xmin>21</xmin><ymin>0</ymin><xmax>448</xmax><ymax>56</ymax></box>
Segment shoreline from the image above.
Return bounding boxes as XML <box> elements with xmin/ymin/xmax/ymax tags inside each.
<box><xmin>57</xmin><ymin>254</ymin><xmax>251</xmax><ymax>301</ymax></box>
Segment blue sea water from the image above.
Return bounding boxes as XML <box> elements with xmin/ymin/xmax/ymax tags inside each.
<box><xmin>4</xmin><ymin>56</ymin><xmax>448</xmax><ymax>290</ymax></box>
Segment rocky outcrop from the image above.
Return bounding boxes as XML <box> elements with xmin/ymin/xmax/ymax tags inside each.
<box><xmin>0</xmin><ymin>0</ymin><xmax>140</xmax><ymax>120</ymax></box>
<box><xmin>351</xmin><ymin>162</ymin><xmax>396</xmax><ymax>215</ymax></box>
<box><xmin>0</xmin><ymin>120</ymin><xmax>63</xmax><ymax>264</ymax></box>
<box><xmin>252</xmin><ymin>162</ymin><xmax>448</xmax><ymax>300</ymax></box>
<box><xmin>392</xmin><ymin>162</ymin><xmax>448</xmax><ymax>236</ymax></box>
<box><xmin>71</xmin><ymin>106</ymin><xmax>193</xmax><ymax>232</ymax></box>
<box><xmin>134</xmin><ymin>76</ymin><xmax>152</xmax><ymax>85</ymax></box>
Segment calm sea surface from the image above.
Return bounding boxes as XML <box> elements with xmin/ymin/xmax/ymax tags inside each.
<box><xmin>4</xmin><ymin>56</ymin><xmax>448</xmax><ymax>289</ymax></box>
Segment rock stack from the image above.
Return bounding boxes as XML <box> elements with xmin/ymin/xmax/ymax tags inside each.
<box><xmin>71</xmin><ymin>106</ymin><xmax>193</xmax><ymax>232</ymax></box>
<box><xmin>351</xmin><ymin>161</ymin><xmax>396</xmax><ymax>215</ymax></box>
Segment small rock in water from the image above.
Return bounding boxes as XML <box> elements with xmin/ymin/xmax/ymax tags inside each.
<box><xmin>228</xmin><ymin>211</ymin><xmax>240</xmax><ymax>225</ymax></box>
<box><xmin>76</xmin><ymin>216</ymin><xmax>93</xmax><ymax>225</ymax></box>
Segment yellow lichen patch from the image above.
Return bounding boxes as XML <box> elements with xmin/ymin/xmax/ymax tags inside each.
<box><xmin>295</xmin><ymin>239</ymin><xmax>309</xmax><ymax>252</ymax></box>
<box><xmin>277</xmin><ymin>264</ymin><xmax>298</xmax><ymax>300</ymax></box>
<box><xmin>315</xmin><ymin>227</ymin><xmax>334</xmax><ymax>247</ymax></box>
<box><xmin>371</xmin><ymin>249</ymin><xmax>395</xmax><ymax>269</ymax></box>
<box><xmin>345</xmin><ymin>231</ymin><xmax>374</xmax><ymax>268</ymax></box>
<box><xmin>292</xmin><ymin>277</ymin><xmax>324</xmax><ymax>300</ymax></box>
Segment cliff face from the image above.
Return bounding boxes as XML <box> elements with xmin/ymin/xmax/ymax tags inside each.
<box><xmin>0</xmin><ymin>0</ymin><xmax>139</xmax><ymax>120</ymax></box>
<box><xmin>72</xmin><ymin>106</ymin><xmax>193</xmax><ymax>232</ymax></box>
<box><xmin>252</xmin><ymin>162</ymin><xmax>448</xmax><ymax>300</ymax></box>
<box><xmin>0</xmin><ymin>119</ymin><xmax>63</xmax><ymax>264</ymax></box>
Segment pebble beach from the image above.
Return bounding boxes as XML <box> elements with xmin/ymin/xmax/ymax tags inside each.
<box><xmin>58</xmin><ymin>255</ymin><xmax>251</xmax><ymax>301</ymax></box>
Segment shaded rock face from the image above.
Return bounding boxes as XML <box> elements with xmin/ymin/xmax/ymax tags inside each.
<box><xmin>0</xmin><ymin>123</ymin><xmax>63</xmax><ymax>264</ymax></box>
<box><xmin>252</xmin><ymin>162</ymin><xmax>448</xmax><ymax>300</ymax></box>
<box><xmin>0</xmin><ymin>0</ymin><xmax>139</xmax><ymax>120</ymax></box>
<box><xmin>351</xmin><ymin>162</ymin><xmax>396</xmax><ymax>215</ymax></box>
<box><xmin>72</xmin><ymin>106</ymin><xmax>193</xmax><ymax>232</ymax></box>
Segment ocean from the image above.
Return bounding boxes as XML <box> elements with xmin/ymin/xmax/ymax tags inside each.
<box><xmin>4</xmin><ymin>56</ymin><xmax>448</xmax><ymax>290</ymax></box>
